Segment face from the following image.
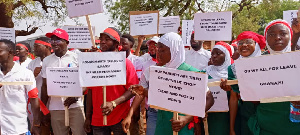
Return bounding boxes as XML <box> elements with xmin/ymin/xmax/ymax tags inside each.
<box><xmin>33</xmin><ymin>43</ymin><xmax>48</xmax><ymax>57</ymax></box>
<box><xmin>190</xmin><ymin>33</ymin><xmax>202</xmax><ymax>50</ymax></box>
<box><xmin>50</xmin><ymin>36</ymin><xmax>68</xmax><ymax>54</ymax></box>
<box><xmin>148</xmin><ymin>41</ymin><xmax>157</xmax><ymax>56</ymax></box>
<box><xmin>266</xmin><ymin>24</ymin><xmax>290</xmax><ymax>51</ymax></box>
<box><xmin>232</xmin><ymin>46</ymin><xmax>240</xmax><ymax>60</ymax></box>
<box><xmin>100</xmin><ymin>34</ymin><xmax>117</xmax><ymax>52</ymax></box>
<box><xmin>0</xmin><ymin>42</ymin><xmax>12</xmax><ymax>63</ymax></box>
<box><xmin>237</xmin><ymin>39</ymin><xmax>256</xmax><ymax>57</ymax></box>
<box><xmin>120</xmin><ymin>38</ymin><xmax>132</xmax><ymax>51</ymax></box>
<box><xmin>157</xmin><ymin>42</ymin><xmax>171</xmax><ymax>66</ymax></box>
<box><xmin>15</xmin><ymin>45</ymin><xmax>28</xmax><ymax>57</ymax></box>
<box><xmin>211</xmin><ymin>48</ymin><xmax>226</xmax><ymax>66</ymax></box>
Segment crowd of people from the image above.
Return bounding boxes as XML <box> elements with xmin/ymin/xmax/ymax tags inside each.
<box><xmin>1</xmin><ymin>17</ymin><xmax>300</xmax><ymax>135</ymax></box>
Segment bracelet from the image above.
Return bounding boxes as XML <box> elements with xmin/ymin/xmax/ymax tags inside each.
<box><xmin>33</xmin><ymin>123</ymin><xmax>41</xmax><ymax>127</ymax></box>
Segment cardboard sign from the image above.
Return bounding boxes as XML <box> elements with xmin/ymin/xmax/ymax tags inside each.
<box><xmin>159</xmin><ymin>16</ymin><xmax>180</xmax><ymax>34</ymax></box>
<box><xmin>46</xmin><ymin>67</ymin><xmax>82</xmax><ymax>97</ymax></box>
<box><xmin>0</xmin><ymin>27</ymin><xmax>15</xmax><ymax>42</ymax></box>
<box><xmin>182</xmin><ymin>20</ymin><xmax>194</xmax><ymax>46</ymax></box>
<box><xmin>129</xmin><ymin>11</ymin><xmax>159</xmax><ymax>37</ymax></box>
<box><xmin>78</xmin><ymin>52</ymin><xmax>126</xmax><ymax>87</ymax></box>
<box><xmin>66</xmin><ymin>0</ymin><xmax>104</xmax><ymax>18</ymax></box>
<box><xmin>235</xmin><ymin>51</ymin><xmax>300</xmax><ymax>101</ymax></box>
<box><xmin>208</xmin><ymin>79</ymin><xmax>229</xmax><ymax>112</ymax></box>
<box><xmin>148</xmin><ymin>66</ymin><xmax>208</xmax><ymax>117</ymax></box>
<box><xmin>194</xmin><ymin>11</ymin><xmax>232</xmax><ymax>41</ymax></box>
<box><xmin>62</xmin><ymin>26</ymin><xmax>95</xmax><ymax>49</ymax></box>
<box><xmin>283</xmin><ymin>10</ymin><xmax>298</xmax><ymax>26</ymax></box>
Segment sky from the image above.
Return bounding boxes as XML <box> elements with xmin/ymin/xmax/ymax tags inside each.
<box><xmin>16</xmin><ymin>2</ymin><xmax>113</xmax><ymax>42</ymax></box>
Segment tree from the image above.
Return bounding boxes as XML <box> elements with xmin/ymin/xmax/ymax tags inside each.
<box><xmin>0</xmin><ymin>0</ymin><xmax>69</xmax><ymax>37</ymax></box>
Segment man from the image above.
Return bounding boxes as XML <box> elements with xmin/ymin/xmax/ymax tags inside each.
<box><xmin>28</xmin><ymin>37</ymin><xmax>52</xmax><ymax>135</ymax></box>
<box><xmin>41</xmin><ymin>28</ymin><xmax>86</xmax><ymax>135</ymax></box>
<box><xmin>0</xmin><ymin>39</ymin><xmax>42</xmax><ymax>135</ymax></box>
<box><xmin>15</xmin><ymin>42</ymin><xmax>32</xmax><ymax>68</ymax></box>
<box><xmin>140</xmin><ymin>36</ymin><xmax>160</xmax><ymax>73</ymax></box>
<box><xmin>84</xmin><ymin>27</ymin><xmax>139</xmax><ymax>135</ymax></box>
<box><xmin>185</xmin><ymin>32</ymin><xmax>211</xmax><ymax>71</ymax></box>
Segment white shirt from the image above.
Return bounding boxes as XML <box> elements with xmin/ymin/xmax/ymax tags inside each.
<box><xmin>141</xmin><ymin>58</ymin><xmax>156</xmax><ymax>75</ymax></box>
<box><xmin>41</xmin><ymin>51</ymin><xmax>83</xmax><ymax>110</ymax></box>
<box><xmin>28</xmin><ymin>57</ymin><xmax>43</xmax><ymax>98</ymax></box>
<box><xmin>185</xmin><ymin>48</ymin><xmax>211</xmax><ymax>71</ymax></box>
<box><xmin>0</xmin><ymin>62</ymin><xmax>37</xmax><ymax>135</ymax></box>
<box><xmin>127</xmin><ymin>53</ymin><xmax>144</xmax><ymax>78</ymax></box>
<box><xmin>16</xmin><ymin>58</ymin><xmax>32</xmax><ymax>69</ymax></box>
<box><xmin>139</xmin><ymin>53</ymin><xmax>152</xmax><ymax>61</ymax></box>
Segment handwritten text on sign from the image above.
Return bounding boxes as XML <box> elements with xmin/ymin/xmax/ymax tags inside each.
<box><xmin>149</xmin><ymin>66</ymin><xmax>207</xmax><ymax>117</ymax></box>
<box><xmin>194</xmin><ymin>11</ymin><xmax>232</xmax><ymax>41</ymax></box>
<box><xmin>0</xmin><ymin>27</ymin><xmax>15</xmax><ymax>42</ymax></box>
<box><xmin>78</xmin><ymin>52</ymin><xmax>126</xmax><ymax>87</ymax></box>
<box><xmin>63</xmin><ymin>26</ymin><xmax>95</xmax><ymax>49</ymax></box>
<box><xmin>159</xmin><ymin>16</ymin><xmax>180</xmax><ymax>34</ymax></box>
<box><xmin>66</xmin><ymin>0</ymin><xmax>103</xmax><ymax>18</ymax></box>
<box><xmin>235</xmin><ymin>51</ymin><xmax>300</xmax><ymax>101</ymax></box>
<box><xmin>46</xmin><ymin>67</ymin><xmax>82</xmax><ymax>97</ymax></box>
<box><xmin>208</xmin><ymin>79</ymin><xmax>229</xmax><ymax>112</ymax></box>
<box><xmin>130</xmin><ymin>13</ymin><xmax>158</xmax><ymax>36</ymax></box>
<box><xmin>182</xmin><ymin>20</ymin><xmax>194</xmax><ymax>46</ymax></box>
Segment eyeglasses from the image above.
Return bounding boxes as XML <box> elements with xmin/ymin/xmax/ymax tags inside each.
<box><xmin>50</xmin><ymin>39</ymin><xmax>63</xmax><ymax>44</ymax></box>
<box><xmin>237</xmin><ymin>39</ymin><xmax>255</xmax><ymax>46</ymax></box>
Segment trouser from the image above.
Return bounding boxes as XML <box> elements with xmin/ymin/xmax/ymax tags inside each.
<box><xmin>92</xmin><ymin>121</ymin><xmax>126</xmax><ymax>135</ymax></box>
<box><xmin>146</xmin><ymin>108</ymin><xmax>157</xmax><ymax>135</ymax></box>
<box><xmin>50</xmin><ymin>107</ymin><xmax>86</xmax><ymax>135</ymax></box>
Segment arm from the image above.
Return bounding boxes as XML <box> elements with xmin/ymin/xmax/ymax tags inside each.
<box><xmin>171</xmin><ymin>115</ymin><xmax>194</xmax><ymax>132</ymax></box>
<box><xmin>30</xmin><ymin>98</ymin><xmax>41</xmax><ymax>134</ymax></box>
<box><xmin>291</xmin><ymin>18</ymin><xmax>300</xmax><ymax>51</ymax></box>
<box><xmin>229</xmin><ymin>90</ymin><xmax>238</xmax><ymax>135</ymax></box>
<box><xmin>102</xmin><ymin>90</ymin><xmax>134</xmax><ymax>115</ymax></box>
<box><xmin>205</xmin><ymin>91</ymin><xmax>214</xmax><ymax>112</ymax></box>
<box><xmin>84</xmin><ymin>89</ymin><xmax>93</xmax><ymax>133</ymax></box>
<box><xmin>134</xmin><ymin>35</ymin><xmax>145</xmax><ymax>56</ymax></box>
<box><xmin>41</xmin><ymin>78</ymin><xmax>48</xmax><ymax>108</ymax></box>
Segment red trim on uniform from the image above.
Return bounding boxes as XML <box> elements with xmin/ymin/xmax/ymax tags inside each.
<box><xmin>188</xmin><ymin>116</ymin><xmax>199</xmax><ymax>130</ymax></box>
<box><xmin>152</xmin><ymin>58</ymin><xmax>158</xmax><ymax>63</ymax></box>
<box><xmin>27</xmin><ymin>88</ymin><xmax>50</xmax><ymax>115</ymax></box>
<box><xmin>35</xmin><ymin>40</ymin><xmax>51</xmax><ymax>47</ymax></box>
<box><xmin>16</xmin><ymin>43</ymin><xmax>28</xmax><ymax>51</ymax></box>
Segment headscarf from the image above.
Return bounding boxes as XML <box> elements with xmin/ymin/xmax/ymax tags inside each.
<box><xmin>158</xmin><ymin>32</ymin><xmax>185</xmax><ymax>69</ymax></box>
<box><xmin>264</xmin><ymin>19</ymin><xmax>293</xmax><ymax>54</ymax></box>
<box><xmin>204</xmin><ymin>42</ymin><xmax>232</xmax><ymax>79</ymax></box>
<box><xmin>236</xmin><ymin>31</ymin><xmax>266</xmax><ymax>58</ymax></box>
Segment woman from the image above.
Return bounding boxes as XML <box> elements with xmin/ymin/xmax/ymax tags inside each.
<box><xmin>15</xmin><ymin>42</ymin><xmax>32</xmax><ymax>68</ymax></box>
<box><xmin>247</xmin><ymin>19</ymin><xmax>300</xmax><ymax>135</ymax></box>
<box><xmin>221</xmin><ymin>31</ymin><xmax>266</xmax><ymax>135</ymax></box>
<box><xmin>123</xmin><ymin>32</ymin><xmax>214</xmax><ymax>135</ymax></box>
<box><xmin>202</xmin><ymin>41</ymin><xmax>233</xmax><ymax>135</ymax></box>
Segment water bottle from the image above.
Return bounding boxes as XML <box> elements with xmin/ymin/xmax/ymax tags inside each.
<box><xmin>290</xmin><ymin>103</ymin><xmax>300</xmax><ymax>123</ymax></box>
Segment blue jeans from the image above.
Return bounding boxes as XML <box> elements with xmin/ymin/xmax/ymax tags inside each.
<box><xmin>146</xmin><ymin>108</ymin><xmax>157</xmax><ymax>135</ymax></box>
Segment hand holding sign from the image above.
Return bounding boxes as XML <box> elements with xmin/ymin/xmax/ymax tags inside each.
<box><xmin>101</xmin><ymin>101</ymin><xmax>114</xmax><ymax>115</ymax></box>
<box><xmin>129</xmin><ymin>84</ymin><xmax>145</xmax><ymax>97</ymax></box>
<box><xmin>171</xmin><ymin>115</ymin><xmax>193</xmax><ymax>132</ymax></box>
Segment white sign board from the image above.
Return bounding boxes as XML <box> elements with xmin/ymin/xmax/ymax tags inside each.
<box><xmin>159</xmin><ymin>16</ymin><xmax>180</xmax><ymax>34</ymax></box>
<box><xmin>66</xmin><ymin>0</ymin><xmax>104</xmax><ymax>18</ymax></box>
<box><xmin>63</xmin><ymin>26</ymin><xmax>95</xmax><ymax>49</ymax></box>
<box><xmin>283</xmin><ymin>10</ymin><xmax>298</xmax><ymax>26</ymax></box>
<box><xmin>78</xmin><ymin>52</ymin><xmax>126</xmax><ymax>87</ymax></box>
<box><xmin>194</xmin><ymin>11</ymin><xmax>232</xmax><ymax>41</ymax></box>
<box><xmin>208</xmin><ymin>79</ymin><xmax>229</xmax><ymax>112</ymax></box>
<box><xmin>148</xmin><ymin>66</ymin><xmax>207</xmax><ymax>117</ymax></box>
<box><xmin>235</xmin><ymin>51</ymin><xmax>300</xmax><ymax>101</ymax></box>
<box><xmin>182</xmin><ymin>20</ymin><xmax>194</xmax><ymax>46</ymax></box>
<box><xmin>130</xmin><ymin>13</ymin><xmax>158</xmax><ymax>36</ymax></box>
<box><xmin>46</xmin><ymin>67</ymin><xmax>82</xmax><ymax>97</ymax></box>
<box><xmin>0</xmin><ymin>27</ymin><xmax>15</xmax><ymax>42</ymax></box>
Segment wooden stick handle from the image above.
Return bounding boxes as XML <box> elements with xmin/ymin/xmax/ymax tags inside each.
<box><xmin>85</xmin><ymin>15</ymin><xmax>96</xmax><ymax>47</ymax></box>
<box><xmin>0</xmin><ymin>81</ymin><xmax>33</xmax><ymax>85</ymax></box>
<box><xmin>211</xmin><ymin>41</ymin><xmax>215</xmax><ymax>50</ymax></box>
<box><xmin>204</xmin><ymin>115</ymin><xmax>209</xmax><ymax>135</ymax></box>
<box><xmin>207</xmin><ymin>80</ymin><xmax>238</xmax><ymax>87</ymax></box>
<box><xmin>103</xmin><ymin>86</ymin><xmax>107</xmax><ymax>125</ymax></box>
<box><xmin>173</xmin><ymin>113</ymin><xmax>179</xmax><ymax>135</ymax></box>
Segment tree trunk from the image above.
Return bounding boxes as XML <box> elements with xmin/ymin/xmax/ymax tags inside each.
<box><xmin>0</xmin><ymin>3</ymin><xmax>14</xmax><ymax>28</ymax></box>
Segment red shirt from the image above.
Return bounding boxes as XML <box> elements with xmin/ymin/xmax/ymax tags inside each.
<box><xmin>89</xmin><ymin>59</ymin><xmax>139</xmax><ymax>126</ymax></box>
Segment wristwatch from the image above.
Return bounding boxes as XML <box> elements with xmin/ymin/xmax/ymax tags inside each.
<box><xmin>111</xmin><ymin>101</ymin><xmax>117</xmax><ymax>108</ymax></box>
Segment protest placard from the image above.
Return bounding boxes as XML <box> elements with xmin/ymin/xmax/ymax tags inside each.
<box><xmin>65</xmin><ymin>0</ymin><xmax>104</xmax><ymax>18</ymax></box>
<box><xmin>235</xmin><ymin>51</ymin><xmax>300</xmax><ymax>102</ymax></box>
<box><xmin>78</xmin><ymin>52</ymin><xmax>126</xmax><ymax>87</ymax></box>
<box><xmin>0</xmin><ymin>27</ymin><xmax>15</xmax><ymax>42</ymax></box>
<box><xmin>148</xmin><ymin>66</ymin><xmax>208</xmax><ymax>117</ymax></box>
<box><xmin>159</xmin><ymin>16</ymin><xmax>180</xmax><ymax>34</ymax></box>
<box><xmin>194</xmin><ymin>11</ymin><xmax>232</xmax><ymax>41</ymax></box>
<box><xmin>62</xmin><ymin>26</ymin><xmax>95</xmax><ymax>49</ymax></box>
<box><xmin>46</xmin><ymin>67</ymin><xmax>82</xmax><ymax>97</ymax></box>
<box><xmin>208</xmin><ymin>79</ymin><xmax>229</xmax><ymax>112</ymax></box>
<box><xmin>283</xmin><ymin>10</ymin><xmax>298</xmax><ymax>26</ymax></box>
<box><xmin>182</xmin><ymin>20</ymin><xmax>194</xmax><ymax>46</ymax></box>
<box><xmin>129</xmin><ymin>11</ymin><xmax>159</xmax><ymax>37</ymax></box>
